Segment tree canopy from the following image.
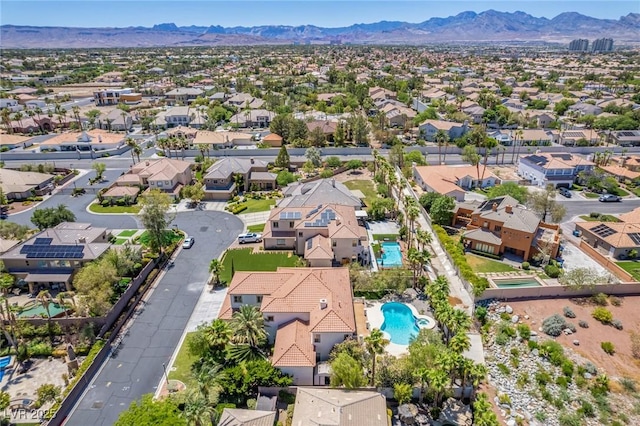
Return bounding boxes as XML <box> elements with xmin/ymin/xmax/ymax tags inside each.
<box><xmin>31</xmin><ymin>204</ymin><xmax>76</xmax><ymax>230</ymax></box>
<box><xmin>526</xmin><ymin>185</ymin><xmax>566</xmax><ymax>223</ymax></box>
<box><xmin>485</xmin><ymin>182</ymin><xmax>528</xmax><ymax>204</ymax></box>
<box><xmin>114</xmin><ymin>394</ymin><xmax>186</xmax><ymax>426</ymax></box>
<box><xmin>139</xmin><ymin>190</ymin><xmax>173</xmax><ymax>254</ymax></box>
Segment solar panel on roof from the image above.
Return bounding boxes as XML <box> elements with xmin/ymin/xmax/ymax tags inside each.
<box><xmin>619</xmin><ymin>131</ymin><xmax>636</xmax><ymax>137</ymax></box>
<box><xmin>34</xmin><ymin>238</ymin><xmax>53</xmax><ymax>245</ymax></box>
<box><xmin>591</xmin><ymin>224</ymin><xmax>617</xmax><ymax>238</ymax></box>
<box><xmin>629</xmin><ymin>233</ymin><xmax>640</xmax><ymax>245</ymax></box>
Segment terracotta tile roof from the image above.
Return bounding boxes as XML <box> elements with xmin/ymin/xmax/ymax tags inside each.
<box><xmin>600</xmin><ymin>165</ymin><xmax>640</xmax><ymax>180</ymax></box>
<box><xmin>578</xmin><ymin>221</ymin><xmax>640</xmax><ymax>249</ymax></box>
<box><xmin>304</xmin><ymin>235</ymin><xmax>333</xmax><ymax>260</ymax></box>
<box><xmin>292</xmin><ymin>388</ymin><xmax>388</xmax><ymax>426</ymax></box>
<box><xmin>619</xmin><ymin>207</ymin><xmax>640</xmax><ymax>224</ymax></box>
<box><xmin>272</xmin><ymin>320</ymin><xmax>315</xmax><ymax>367</ymax></box>
<box><xmin>413</xmin><ymin>165</ymin><xmax>498</xmax><ymax>195</ymax></box>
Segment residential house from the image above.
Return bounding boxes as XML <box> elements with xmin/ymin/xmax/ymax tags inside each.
<box><xmin>611</xmin><ymin>130</ymin><xmax>640</xmax><ymax>147</ymax></box>
<box><xmin>518</xmin><ymin>152</ymin><xmax>594</xmax><ymax>188</ymax></box>
<box><xmin>203</xmin><ymin>158</ymin><xmax>275</xmax><ymax>200</ymax></box>
<box><xmin>0</xmin><ymin>222</ymin><xmax>111</xmax><ymax>294</ymax></box>
<box><xmin>278</xmin><ymin>179</ymin><xmax>363</xmax><ymax>209</ymax></box>
<box><xmin>413</xmin><ymin>165</ymin><xmax>500</xmax><ymax>202</ymax></box>
<box><xmin>600</xmin><ymin>156</ymin><xmax>640</xmax><ymax>181</ymax></box>
<box><xmin>291</xmin><ymin>388</ymin><xmax>387</xmax><ymax>426</ymax></box>
<box><xmin>520</xmin><ymin>129</ymin><xmax>554</xmax><ymax>146</ymax></box>
<box><xmin>0</xmin><ymin>134</ymin><xmax>34</xmax><ymax>150</ymax></box>
<box><xmin>93</xmin><ymin>88</ymin><xmax>134</xmax><ymax>106</ymax></box>
<box><xmin>38</xmin><ymin>130</ymin><xmax>124</xmax><ymax>152</ymax></box>
<box><xmin>0</xmin><ymin>98</ymin><xmax>22</xmax><ymax>112</ymax></box>
<box><xmin>454</xmin><ymin>196</ymin><xmax>560</xmax><ymax>261</ymax></box>
<box><xmin>530</xmin><ymin>112</ymin><xmax>555</xmax><ymax>129</ymax></box>
<box><xmin>463</xmin><ymin>105</ymin><xmax>486</xmax><ymax>124</ymax></box>
<box><xmin>217</xmin><ymin>409</ymin><xmax>275</xmax><ymax>426</ymax></box>
<box><xmin>369</xmin><ymin>87</ymin><xmax>397</xmax><ymax>102</ymax></box>
<box><xmin>193</xmin><ymin>130</ymin><xmax>254</xmax><ymax>150</ymax></box>
<box><xmin>229</xmin><ymin>109</ymin><xmax>276</xmax><ymax>128</ymax></box>
<box><xmin>381</xmin><ymin>104</ymin><xmax>416</xmax><ymax>128</ymax></box>
<box><xmin>568</xmin><ymin>102</ymin><xmax>602</xmax><ymax>116</ymax></box>
<box><xmin>98</xmin><ymin>109</ymin><xmax>132</xmax><ymax>132</ymax></box>
<box><xmin>111</xmin><ymin>158</ymin><xmax>192</xmax><ymax>200</ymax></box>
<box><xmin>164</xmin><ymin>87</ymin><xmax>203</xmax><ymax>105</ymax></box>
<box><xmin>263</xmin><ymin>204</ymin><xmax>369</xmax><ymax>266</ymax></box>
<box><xmin>306</xmin><ymin>120</ymin><xmax>337</xmax><ymax>143</ymax></box>
<box><xmin>575</xmin><ymin>208</ymin><xmax>640</xmax><ymax>259</ymax></box>
<box><xmin>0</xmin><ymin>168</ymin><xmax>54</xmax><ymax>200</ymax></box>
<box><xmin>262</xmin><ymin>133</ymin><xmax>283</xmax><ymax>147</ymax></box>
<box><xmin>224</xmin><ymin>93</ymin><xmax>265</xmax><ymax>109</ymax></box>
<box><xmin>218</xmin><ymin>267</ymin><xmax>356</xmax><ymax>385</ymax></box>
<box><xmin>419</xmin><ymin>119</ymin><xmax>469</xmax><ymax>142</ymax></box>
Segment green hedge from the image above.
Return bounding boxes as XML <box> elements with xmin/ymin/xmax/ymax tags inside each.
<box><xmin>468</xmin><ymin>249</ymin><xmax>502</xmax><ymax>260</ymax></box>
<box><xmin>433</xmin><ymin>225</ymin><xmax>490</xmax><ymax>297</ymax></box>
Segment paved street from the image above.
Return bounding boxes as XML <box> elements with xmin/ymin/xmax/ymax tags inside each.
<box><xmin>64</xmin><ymin>211</ymin><xmax>243</xmax><ymax>426</ymax></box>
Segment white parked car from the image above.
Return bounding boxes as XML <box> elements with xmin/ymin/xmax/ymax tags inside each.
<box><xmin>182</xmin><ymin>236</ymin><xmax>195</xmax><ymax>248</ymax></box>
<box><xmin>238</xmin><ymin>233</ymin><xmax>262</xmax><ymax>244</ymax></box>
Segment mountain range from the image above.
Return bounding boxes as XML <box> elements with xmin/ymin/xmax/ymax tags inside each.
<box><xmin>2</xmin><ymin>10</ymin><xmax>639</xmax><ymax>48</ymax></box>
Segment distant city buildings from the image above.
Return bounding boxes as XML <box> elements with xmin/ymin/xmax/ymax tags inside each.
<box><xmin>568</xmin><ymin>38</ymin><xmax>614</xmax><ymax>53</ymax></box>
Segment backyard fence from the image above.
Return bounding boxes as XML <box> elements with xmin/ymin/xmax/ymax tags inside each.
<box><xmin>478</xmin><ymin>282</ymin><xmax>640</xmax><ymax>301</ymax></box>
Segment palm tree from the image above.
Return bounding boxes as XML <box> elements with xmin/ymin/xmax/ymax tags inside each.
<box><xmin>427</xmin><ymin>368</ymin><xmax>450</xmax><ymax>407</ymax></box>
<box><xmin>14</xmin><ymin>111</ymin><xmax>24</xmax><ymax>133</ymax></box>
<box><xmin>1</xmin><ymin>108</ymin><xmax>13</xmax><ymax>134</ymax></box>
<box><xmin>203</xmin><ymin>319</ymin><xmax>232</xmax><ymax>353</ymax></box>
<box><xmin>444</xmin><ymin>309</ymin><xmax>471</xmax><ymax>344</ymax></box>
<box><xmin>72</xmin><ymin>105</ymin><xmax>82</xmax><ymax>129</ymax></box>
<box><xmin>435</xmin><ymin>130</ymin><xmax>448</xmax><ymax>165</ymax></box>
<box><xmin>364</xmin><ymin>328</ymin><xmax>389</xmax><ymax>386</ymax></box>
<box><xmin>182</xmin><ymin>389</ymin><xmax>215</xmax><ymax>426</ymax></box>
<box><xmin>514</xmin><ymin>129</ymin><xmax>524</xmax><ymax>163</ymax></box>
<box><xmin>479</xmin><ymin>138</ymin><xmax>498</xmax><ymax>183</ymax></box>
<box><xmin>120</xmin><ymin>110</ymin><xmax>129</xmax><ymax>132</ymax></box>
<box><xmin>56</xmin><ymin>292</ymin><xmax>69</xmax><ymax>319</ymax></box>
<box><xmin>448</xmin><ymin>332</ymin><xmax>471</xmax><ymax>355</ymax></box>
<box><xmin>126</xmin><ymin>137</ymin><xmax>137</xmax><ymax>164</ymax></box>
<box><xmin>208</xmin><ymin>259</ymin><xmax>224</xmax><ymax>286</ymax></box>
<box><xmin>415</xmin><ymin>229</ymin><xmax>432</xmax><ymax>252</ymax></box>
<box><xmin>133</xmin><ymin>145</ymin><xmax>142</xmax><ymax>163</ymax></box>
<box><xmin>230</xmin><ymin>305</ymin><xmax>267</xmax><ymax>348</ymax></box>
<box><xmin>407</xmin><ymin>248</ymin><xmax>430</xmax><ymax>288</ymax></box>
<box><xmin>33</xmin><ymin>106</ymin><xmax>44</xmax><ymax>133</ymax></box>
<box><xmin>0</xmin><ymin>273</ymin><xmax>13</xmax><ymax>296</ymax></box>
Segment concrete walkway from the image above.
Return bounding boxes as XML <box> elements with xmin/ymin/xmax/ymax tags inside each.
<box><xmin>239</xmin><ymin>211</ymin><xmax>271</xmax><ymax>226</ymax></box>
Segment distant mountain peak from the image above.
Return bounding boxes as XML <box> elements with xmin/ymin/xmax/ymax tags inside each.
<box><xmin>152</xmin><ymin>23</ymin><xmax>179</xmax><ymax>32</ymax></box>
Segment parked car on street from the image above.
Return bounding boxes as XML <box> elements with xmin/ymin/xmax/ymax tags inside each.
<box><xmin>599</xmin><ymin>194</ymin><xmax>621</xmax><ymax>202</ymax></box>
<box><xmin>182</xmin><ymin>236</ymin><xmax>195</xmax><ymax>248</ymax></box>
<box><xmin>238</xmin><ymin>233</ymin><xmax>262</xmax><ymax>244</ymax></box>
<box><xmin>558</xmin><ymin>187</ymin><xmax>572</xmax><ymax>198</ymax></box>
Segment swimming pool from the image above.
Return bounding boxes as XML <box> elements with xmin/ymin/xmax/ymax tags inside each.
<box><xmin>377</xmin><ymin>242</ymin><xmax>402</xmax><ymax>268</ymax></box>
<box><xmin>492</xmin><ymin>277</ymin><xmax>543</xmax><ymax>288</ymax></box>
<box><xmin>18</xmin><ymin>302</ymin><xmax>67</xmax><ymax>318</ymax></box>
<box><xmin>0</xmin><ymin>356</ymin><xmax>13</xmax><ymax>382</ymax></box>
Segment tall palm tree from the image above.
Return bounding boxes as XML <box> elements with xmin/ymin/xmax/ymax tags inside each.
<box><xmin>203</xmin><ymin>319</ymin><xmax>232</xmax><ymax>354</ymax></box>
<box><xmin>34</xmin><ymin>106</ymin><xmax>44</xmax><ymax>133</ymax></box>
<box><xmin>133</xmin><ymin>145</ymin><xmax>142</xmax><ymax>163</ymax></box>
<box><xmin>126</xmin><ymin>137</ymin><xmax>137</xmax><ymax>165</ymax></box>
<box><xmin>415</xmin><ymin>229</ymin><xmax>432</xmax><ymax>252</ymax></box>
<box><xmin>364</xmin><ymin>328</ymin><xmax>389</xmax><ymax>386</ymax></box>
<box><xmin>479</xmin><ymin>138</ymin><xmax>498</xmax><ymax>183</ymax></box>
<box><xmin>208</xmin><ymin>259</ymin><xmax>224</xmax><ymax>286</ymax></box>
<box><xmin>1</xmin><ymin>108</ymin><xmax>13</xmax><ymax>134</ymax></box>
<box><xmin>182</xmin><ymin>389</ymin><xmax>215</xmax><ymax>426</ymax></box>
<box><xmin>230</xmin><ymin>305</ymin><xmax>267</xmax><ymax>348</ymax></box>
<box><xmin>14</xmin><ymin>111</ymin><xmax>24</xmax><ymax>133</ymax></box>
<box><xmin>406</xmin><ymin>204</ymin><xmax>419</xmax><ymax>249</ymax></box>
<box><xmin>72</xmin><ymin>105</ymin><xmax>82</xmax><ymax>129</ymax></box>
<box><xmin>435</xmin><ymin>129</ymin><xmax>448</xmax><ymax>165</ymax></box>
<box><xmin>448</xmin><ymin>332</ymin><xmax>471</xmax><ymax>355</ymax></box>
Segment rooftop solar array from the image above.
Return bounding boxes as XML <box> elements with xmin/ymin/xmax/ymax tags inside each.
<box><xmin>304</xmin><ymin>208</ymin><xmax>337</xmax><ymax>227</ymax></box>
<box><xmin>306</xmin><ymin>204</ymin><xmax>323</xmax><ymax>218</ymax></box>
<box><xmin>591</xmin><ymin>224</ymin><xmax>617</xmax><ymax>238</ymax></box>
<box><xmin>20</xmin><ymin>244</ymin><xmax>84</xmax><ymax>259</ymax></box>
<box><xmin>563</xmin><ymin>132</ymin><xmax>585</xmax><ymax>138</ymax></box>
<box><xmin>279</xmin><ymin>211</ymin><xmax>302</xmax><ymax>220</ymax></box>
<box><xmin>619</xmin><ymin>131</ymin><xmax>637</xmax><ymax>137</ymax></box>
<box><xmin>629</xmin><ymin>233</ymin><xmax>640</xmax><ymax>245</ymax></box>
<box><xmin>34</xmin><ymin>238</ymin><xmax>53</xmax><ymax>245</ymax></box>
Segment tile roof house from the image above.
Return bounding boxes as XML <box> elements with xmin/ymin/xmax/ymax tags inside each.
<box><xmin>576</xmin><ymin>207</ymin><xmax>640</xmax><ymax>260</ymax></box>
<box><xmin>203</xmin><ymin>158</ymin><xmax>276</xmax><ymax>200</ymax></box>
<box><xmin>518</xmin><ymin>152</ymin><xmax>594</xmax><ymax>188</ymax></box>
<box><xmin>278</xmin><ymin>179</ymin><xmax>363</xmax><ymax>209</ymax></box>
<box><xmin>164</xmin><ymin>87</ymin><xmax>204</xmax><ymax>105</ymax></box>
<box><xmin>229</xmin><ymin>109</ymin><xmax>276</xmax><ymax>128</ymax></box>
<box><xmin>219</xmin><ymin>267</ymin><xmax>356</xmax><ymax>385</ymax></box>
<box><xmin>419</xmin><ymin>119</ymin><xmax>469</xmax><ymax>142</ymax></box>
<box><xmin>0</xmin><ymin>168</ymin><xmax>54</xmax><ymax>200</ymax></box>
<box><xmin>98</xmin><ymin>109</ymin><xmax>132</xmax><ymax>132</ymax></box>
<box><xmin>263</xmin><ymin>204</ymin><xmax>369</xmax><ymax>267</ymax></box>
<box><xmin>39</xmin><ymin>130</ymin><xmax>124</xmax><ymax>152</ymax></box>
<box><xmin>193</xmin><ymin>130</ymin><xmax>254</xmax><ymax>148</ymax></box>
<box><xmin>0</xmin><ymin>222</ymin><xmax>111</xmax><ymax>294</ymax></box>
<box><xmin>217</xmin><ymin>409</ymin><xmax>275</xmax><ymax>426</ymax></box>
<box><xmin>454</xmin><ymin>196</ymin><xmax>560</xmax><ymax>261</ymax></box>
<box><xmin>291</xmin><ymin>388</ymin><xmax>388</xmax><ymax>426</ymax></box>
<box><xmin>413</xmin><ymin>165</ymin><xmax>500</xmax><ymax>201</ymax></box>
<box><xmin>112</xmin><ymin>158</ymin><xmax>193</xmax><ymax>200</ymax></box>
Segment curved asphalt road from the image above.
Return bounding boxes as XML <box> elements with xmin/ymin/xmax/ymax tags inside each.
<box><xmin>63</xmin><ymin>211</ymin><xmax>243</xmax><ymax>426</ymax></box>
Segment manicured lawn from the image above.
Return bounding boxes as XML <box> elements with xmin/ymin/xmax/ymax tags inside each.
<box><xmin>616</xmin><ymin>261</ymin><xmax>640</xmax><ymax>282</ymax></box>
<box><xmin>610</xmin><ymin>187</ymin><xmax>630</xmax><ymax>197</ymax></box>
<box><xmin>240</xmin><ymin>198</ymin><xmax>276</xmax><ymax>214</ymax></box>
<box><xmin>89</xmin><ymin>203</ymin><xmax>141</xmax><ymax>213</ymax></box>
<box><xmin>168</xmin><ymin>332</ymin><xmax>198</xmax><ymax>387</ymax></box>
<box><xmin>579</xmin><ymin>214</ymin><xmax>620</xmax><ymax>222</ymax></box>
<box><xmin>583</xmin><ymin>192</ymin><xmax>600</xmax><ymax>199</ymax></box>
<box><xmin>373</xmin><ymin>234</ymin><xmax>399</xmax><ymax>242</ymax></box>
<box><xmin>466</xmin><ymin>253</ymin><xmax>516</xmax><ymax>273</ymax></box>
<box><xmin>137</xmin><ymin>230</ymin><xmax>183</xmax><ymax>247</ymax></box>
<box><xmin>247</xmin><ymin>223</ymin><xmax>265</xmax><ymax>232</ymax></box>
<box><xmin>113</xmin><ymin>238</ymin><xmax>128</xmax><ymax>245</ymax></box>
<box><xmin>220</xmin><ymin>248</ymin><xmax>300</xmax><ymax>284</ymax></box>
<box><xmin>118</xmin><ymin>230</ymin><xmax>138</xmax><ymax>237</ymax></box>
<box><xmin>344</xmin><ymin>180</ymin><xmax>377</xmax><ymax>207</ymax></box>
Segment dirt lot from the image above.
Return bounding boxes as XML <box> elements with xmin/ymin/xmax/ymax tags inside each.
<box><xmin>508</xmin><ymin>296</ymin><xmax>640</xmax><ymax>380</ymax></box>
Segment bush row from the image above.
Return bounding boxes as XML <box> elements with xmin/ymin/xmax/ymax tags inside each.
<box><xmin>433</xmin><ymin>225</ymin><xmax>490</xmax><ymax>296</ymax></box>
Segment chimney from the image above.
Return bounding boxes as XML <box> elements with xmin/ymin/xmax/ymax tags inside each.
<box><xmin>492</xmin><ymin>202</ymin><xmax>498</xmax><ymax>212</ymax></box>
<box><xmin>145</xmin><ymin>161</ymin><xmax>150</xmax><ymax>166</ymax></box>
<box><xmin>505</xmin><ymin>205</ymin><xmax>513</xmax><ymax>214</ymax></box>
<box><xmin>319</xmin><ymin>298</ymin><xmax>328</xmax><ymax>310</ymax></box>
<box><xmin>78</xmin><ymin>236</ymin><xmax>86</xmax><ymax>243</ymax></box>
<box><xmin>250</xmin><ymin>158</ymin><xmax>255</xmax><ymax>164</ymax></box>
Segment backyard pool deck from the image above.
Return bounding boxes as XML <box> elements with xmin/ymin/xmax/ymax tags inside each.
<box><xmin>354</xmin><ymin>300</ymin><xmax>369</xmax><ymax>338</ymax></box>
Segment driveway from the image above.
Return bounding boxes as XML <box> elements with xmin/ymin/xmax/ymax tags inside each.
<box><xmin>64</xmin><ymin>211</ymin><xmax>243</xmax><ymax>426</ymax></box>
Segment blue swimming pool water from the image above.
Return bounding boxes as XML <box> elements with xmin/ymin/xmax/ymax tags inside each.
<box><xmin>381</xmin><ymin>302</ymin><xmax>420</xmax><ymax>345</ymax></box>
<box><xmin>0</xmin><ymin>356</ymin><xmax>12</xmax><ymax>382</ymax></box>
<box><xmin>378</xmin><ymin>242</ymin><xmax>402</xmax><ymax>268</ymax></box>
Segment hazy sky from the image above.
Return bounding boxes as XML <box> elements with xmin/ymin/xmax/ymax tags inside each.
<box><xmin>2</xmin><ymin>1</ymin><xmax>638</xmax><ymax>27</ymax></box>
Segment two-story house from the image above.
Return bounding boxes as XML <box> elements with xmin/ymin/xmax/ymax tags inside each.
<box><xmin>453</xmin><ymin>196</ymin><xmax>560</xmax><ymax>261</ymax></box>
<box><xmin>108</xmin><ymin>158</ymin><xmax>193</xmax><ymax>200</ymax></box>
<box><xmin>0</xmin><ymin>222</ymin><xmax>111</xmax><ymax>295</ymax></box>
<box><xmin>93</xmin><ymin>88</ymin><xmax>136</xmax><ymax>106</ymax></box>
<box><xmin>229</xmin><ymin>109</ymin><xmax>276</xmax><ymax>128</ymax></box>
<box><xmin>413</xmin><ymin>165</ymin><xmax>500</xmax><ymax>201</ymax></box>
<box><xmin>164</xmin><ymin>87</ymin><xmax>203</xmax><ymax>105</ymax></box>
<box><xmin>218</xmin><ymin>267</ymin><xmax>356</xmax><ymax>385</ymax></box>
<box><xmin>263</xmin><ymin>204</ymin><xmax>369</xmax><ymax>266</ymax></box>
<box><xmin>419</xmin><ymin>119</ymin><xmax>469</xmax><ymax>142</ymax></box>
<box><xmin>518</xmin><ymin>152</ymin><xmax>595</xmax><ymax>188</ymax></box>
<box><xmin>203</xmin><ymin>158</ymin><xmax>276</xmax><ymax>200</ymax></box>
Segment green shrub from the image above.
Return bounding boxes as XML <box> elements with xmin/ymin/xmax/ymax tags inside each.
<box><xmin>601</xmin><ymin>341</ymin><xmax>615</xmax><ymax>355</ymax></box>
<box><xmin>562</xmin><ymin>306</ymin><xmax>576</xmax><ymax>318</ymax></box>
<box><xmin>542</xmin><ymin>314</ymin><xmax>567</xmax><ymax>336</ymax></box>
<box><xmin>521</xmin><ymin>261</ymin><xmax>530</xmax><ymax>270</ymax></box>
<box><xmin>475</xmin><ymin>306</ymin><xmax>488</xmax><ymax>325</ymax></box>
<box><xmin>579</xmin><ymin>320</ymin><xmax>589</xmax><ymax>328</ymax></box>
<box><xmin>544</xmin><ymin>264</ymin><xmax>561</xmax><ymax>278</ymax></box>
<box><xmin>516</xmin><ymin>324</ymin><xmax>531</xmax><ymax>340</ymax></box>
<box><xmin>497</xmin><ymin>363</ymin><xmax>510</xmax><ymax>375</ymax></box>
<box><xmin>28</xmin><ymin>342</ymin><xmax>53</xmax><ymax>357</ymax></box>
<box><xmin>556</xmin><ymin>376</ymin><xmax>569</xmax><ymax>388</ymax></box>
<box><xmin>535</xmin><ymin>370</ymin><xmax>552</xmax><ymax>386</ymax></box>
<box><xmin>558</xmin><ymin>412</ymin><xmax>582</xmax><ymax>426</ymax></box>
<box><xmin>592</xmin><ymin>292</ymin><xmax>608</xmax><ymax>306</ymax></box>
<box><xmin>592</xmin><ymin>307</ymin><xmax>613</xmax><ymax>324</ymax></box>
<box><xmin>527</xmin><ymin>340</ymin><xmax>538</xmax><ymax>351</ymax></box>
<box><xmin>610</xmin><ymin>296</ymin><xmax>622</xmax><ymax>306</ymax></box>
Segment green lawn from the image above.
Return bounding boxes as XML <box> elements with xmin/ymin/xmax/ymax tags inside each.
<box><xmin>89</xmin><ymin>203</ymin><xmax>141</xmax><ymax>213</ymax></box>
<box><xmin>579</xmin><ymin>214</ymin><xmax>620</xmax><ymax>222</ymax></box>
<box><xmin>583</xmin><ymin>192</ymin><xmax>600</xmax><ymax>199</ymax></box>
<box><xmin>616</xmin><ymin>261</ymin><xmax>640</xmax><ymax>282</ymax></box>
<box><xmin>610</xmin><ymin>186</ymin><xmax>630</xmax><ymax>197</ymax></box>
<box><xmin>220</xmin><ymin>248</ymin><xmax>300</xmax><ymax>284</ymax></box>
<box><xmin>118</xmin><ymin>230</ymin><xmax>138</xmax><ymax>237</ymax></box>
<box><xmin>247</xmin><ymin>223</ymin><xmax>265</xmax><ymax>232</ymax></box>
<box><xmin>113</xmin><ymin>238</ymin><xmax>128</xmax><ymax>245</ymax></box>
<box><xmin>343</xmin><ymin>180</ymin><xmax>377</xmax><ymax>207</ymax></box>
<box><xmin>373</xmin><ymin>234</ymin><xmax>399</xmax><ymax>242</ymax></box>
<box><xmin>240</xmin><ymin>198</ymin><xmax>276</xmax><ymax>214</ymax></box>
<box><xmin>137</xmin><ymin>230</ymin><xmax>183</xmax><ymax>247</ymax></box>
<box><xmin>168</xmin><ymin>332</ymin><xmax>198</xmax><ymax>387</ymax></box>
<box><xmin>466</xmin><ymin>253</ymin><xmax>516</xmax><ymax>273</ymax></box>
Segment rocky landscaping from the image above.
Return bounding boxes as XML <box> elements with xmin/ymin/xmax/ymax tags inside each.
<box><xmin>479</xmin><ymin>300</ymin><xmax>640</xmax><ymax>426</ymax></box>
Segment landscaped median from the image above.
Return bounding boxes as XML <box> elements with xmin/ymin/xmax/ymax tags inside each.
<box><xmin>432</xmin><ymin>224</ymin><xmax>491</xmax><ymax>297</ymax></box>
<box><xmin>88</xmin><ymin>202</ymin><xmax>141</xmax><ymax>214</ymax></box>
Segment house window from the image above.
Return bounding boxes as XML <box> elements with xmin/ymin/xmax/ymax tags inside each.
<box><xmin>298</xmin><ymin>232</ymin><xmax>303</xmax><ymax>237</ymax></box>
<box><xmin>352</xmin><ymin>240</ymin><xmax>357</xmax><ymax>247</ymax></box>
<box><xmin>273</xmin><ymin>222</ymin><xmax>279</xmax><ymax>228</ymax></box>
<box><xmin>233</xmin><ymin>295</ymin><xmax>243</xmax><ymax>303</ymax></box>
<box><xmin>265</xmin><ymin>315</ymin><xmax>274</xmax><ymax>322</ymax></box>
<box><xmin>475</xmin><ymin>243</ymin><xmax>496</xmax><ymax>254</ymax></box>
<box><xmin>157</xmin><ymin>181</ymin><xmax>164</xmax><ymax>187</ymax></box>
<box><xmin>256</xmin><ymin>295</ymin><xmax>263</xmax><ymax>303</ymax></box>
<box><xmin>483</xmin><ymin>221</ymin><xmax>488</xmax><ymax>228</ymax></box>
<box><xmin>332</xmin><ymin>241</ymin><xmax>337</xmax><ymax>247</ymax></box>
<box><xmin>495</xmin><ymin>226</ymin><xmax>502</xmax><ymax>232</ymax></box>
<box><xmin>276</xmin><ymin>239</ymin><xmax>285</xmax><ymax>246</ymax></box>
<box><xmin>314</xmin><ymin>334</ymin><xmax>321</xmax><ymax>343</ymax></box>
<box><xmin>165</xmin><ymin>181</ymin><xmax>170</xmax><ymax>185</ymax></box>
<box><xmin>289</xmin><ymin>221</ymin><xmax>294</xmax><ymax>228</ymax></box>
